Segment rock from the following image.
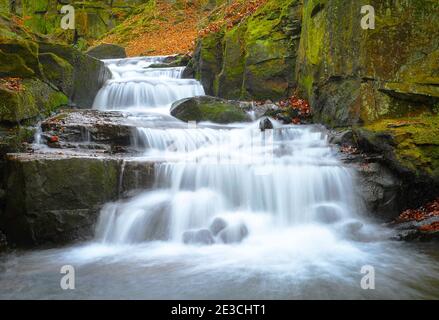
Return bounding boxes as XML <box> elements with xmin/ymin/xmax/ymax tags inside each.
<box><xmin>39</xmin><ymin>52</ymin><xmax>74</xmax><ymax>96</ymax></box>
<box><xmin>342</xmin><ymin>222</ymin><xmax>364</xmax><ymax>235</ymax></box>
<box><xmin>313</xmin><ymin>204</ymin><xmax>342</xmax><ymax>224</ymax></box>
<box><xmin>0</xmin><ymin>78</ymin><xmax>68</xmax><ymax>123</ymax></box>
<box><xmin>183</xmin><ymin>229</ymin><xmax>215</xmax><ymax>245</ymax></box>
<box><xmin>191</xmin><ymin>0</ymin><xmax>302</xmax><ymax>100</ymax></box>
<box><xmin>259</xmin><ymin>117</ymin><xmax>273</xmax><ymax>132</ymax></box>
<box><xmin>329</xmin><ymin>129</ymin><xmax>354</xmax><ymax>146</ymax></box>
<box><xmin>38</xmin><ymin>42</ymin><xmax>111</xmax><ymax>108</ymax></box>
<box><xmin>171</xmin><ymin>96</ymin><xmax>251</xmax><ymax>124</ymax></box>
<box><xmin>150</xmin><ymin>54</ymin><xmax>191</xmax><ymax>68</ymax></box>
<box><xmin>392</xmin><ymin>216</ymin><xmax>439</xmax><ymax>242</ymax></box>
<box><xmin>218</xmin><ymin>223</ymin><xmax>249</xmax><ymax>244</ymax></box>
<box><xmin>86</xmin><ymin>44</ymin><xmax>127</xmax><ymax>60</ymax></box>
<box><xmin>297</xmin><ymin>0</ymin><xmax>439</xmax><ymax>127</ymax></box>
<box><xmin>209</xmin><ymin>217</ymin><xmax>228</xmax><ymax>236</ymax></box>
<box><xmin>0</xmin><ymin>231</ymin><xmax>7</xmax><ymax>252</ymax></box>
<box><xmin>1</xmin><ymin>154</ymin><xmax>156</xmax><ymax>246</ymax></box>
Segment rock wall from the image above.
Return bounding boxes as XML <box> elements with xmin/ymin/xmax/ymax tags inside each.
<box><xmin>296</xmin><ymin>0</ymin><xmax>439</xmax><ymax>127</ymax></box>
<box><xmin>193</xmin><ymin>0</ymin><xmax>302</xmax><ymax>100</ymax></box>
<box><xmin>1</xmin><ymin>0</ymin><xmax>150</xmax><ymax>47</ymax></box>
<box><xmin>2</xmin><ymin>154</ymin><xmax>156</xmax><ymax>246</ymax></box>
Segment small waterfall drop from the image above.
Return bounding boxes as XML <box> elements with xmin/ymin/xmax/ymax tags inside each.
<box><xmin>92</xmin><ymin>56</ymin><xmax>205</xmax><ymax>112</ymax></box>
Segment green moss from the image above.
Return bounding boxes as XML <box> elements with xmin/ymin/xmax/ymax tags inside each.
<box><xmin>171</xmin><ymin>97</ymin><xmax>249</xmax><ymax>124</ymax></box>
<box><xmin>0</xmin><ymin>79</ymin><xmax>67</xmax><ymax>123</ymax></box>
<box><xmin>365</xmin><ymin>115</ymin><xmax>439</xmax><ymax>177</ymax></box>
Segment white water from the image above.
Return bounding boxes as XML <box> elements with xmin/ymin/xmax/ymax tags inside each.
<box><xmin>2</xmin><ymin>56</ymin><xmax>438</xmax><ymax>300</ymax></box>
<box><xmin>93</xmin><ymin>56</ymin><xmax>205</xmax><ymax>112</ymax></box>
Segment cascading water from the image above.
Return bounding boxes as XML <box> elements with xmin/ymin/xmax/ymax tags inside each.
<box><xmin>96</xmin><ymin>123</ymin><xmax>361</xmax><ymax>244</ymax></box>
<box><xmin>1</xmin><ymin>56</ymin><xmax>438</xmax><ymax>300</ymax></box>
<box><xmin>92</xmin><ymin>56</ymin><xmax>205</xmax><ymax>112</ymax></box>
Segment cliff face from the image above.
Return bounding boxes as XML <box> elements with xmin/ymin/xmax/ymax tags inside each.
<box><xmin>0</xmin><ymin>0</ymin><xmax>150</xmax><ymax>47</ymax></box>
<box><xmin>297</xmin><ymin>0</ymin><xmax>439</xmax><ymax>127</ymax></box>
<box><xmin>193</xmin><ymin>0</ymin><xmax>302</xmax><ymax>100</ymax></box>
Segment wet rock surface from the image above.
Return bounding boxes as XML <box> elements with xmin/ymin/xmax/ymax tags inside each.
<box><xmin>86</xmin><ymin>44</ymin><xmax>127</xmax><ymax>60</ymax></box>
<box><xmin>1</xmin><ymin>153</ymin><xmax>156</xmax><ymax>246</ymax></box>
<box><xmin>171</xmin><ymin>96</ymin><xmax>252</xmax><ymax>124</ymax></box>
<box><xmin>183</xmin><ymin>229</ymin><xmax>215</xmax><ymax>245</ymax></box>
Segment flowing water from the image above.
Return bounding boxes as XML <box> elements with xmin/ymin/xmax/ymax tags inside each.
<box><xmin>1</xmin><ymin>56</ymin><xmax>438</xmax><ymax>300</ymax></box>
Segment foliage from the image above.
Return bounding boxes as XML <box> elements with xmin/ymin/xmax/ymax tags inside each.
<box><xmin>397</xmin><ymin>198</ymin><xmax>439</xmax><ymax>232</ymax></box>
<box><xmin>199</xmin><ymin>0</ymin><xmax>268</xmax><ymax>37</ymax></box>
<box><xmin>0</xmin><ymin>77</ymin><xmax>24</xmax><ymax>92</ymax></box>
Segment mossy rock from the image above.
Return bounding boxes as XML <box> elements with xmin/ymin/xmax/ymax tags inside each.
<box><xmin>38</xmin><ymin>42</ymin><xmax>111</xmax><ymax>107</ymax></box>
<box><xmin>86</xmin><ymin>43</ymin><xmax>127</xmax><ymax>60</ymax></box>
<box><xmin>0</xmin><ymin>38</ymin><xmax>41</xmax><ymax>78</ymax></box>
<box><xmin>297</xmin><ymin>0</ymin><xmax>439</xmax><ymax>127</ymax></box>
<box><xmin>192</xmin><ymin>0</ymin><xmax>301</xmax><ymax>100</ymax></box>
<box><xmin>39</xmin><ymin>52</ymin><xmax>74</xmax><ymax>96</ymax></box>
<box><xmin>0</xmin><ymin>78</ymin><xmax>68</xmax><ymax>123</ymax></box>
<box><xmin>170</xmin><ymin>96</ymin><xmax>251</xmax><ymax>124</ymax></box>
<box><xmin>362</xmin><ymin>115</ymin><xmax>439</xmax><ymax>179</ymax></box>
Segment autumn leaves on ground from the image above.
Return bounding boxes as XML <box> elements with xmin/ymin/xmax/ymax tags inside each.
<box><xmin>100</xmin><ymin>0</ymin><xmax>204</xmax><ymax>56</ymax></box>
<box><xmin>99</xmin><ymin>0</ymin><xmax>268</xmax><ymax>57</ymax></box>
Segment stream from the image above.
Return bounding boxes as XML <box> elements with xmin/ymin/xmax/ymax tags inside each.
<box><xmin>0</xmin><ymin>56</ymin><xmax>438</xmax><ymax>300</ymax></box>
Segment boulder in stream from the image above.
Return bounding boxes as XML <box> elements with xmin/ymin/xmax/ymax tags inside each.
<box><xmin>209</xmin><ymin>217</ymin><xmax>228</xmax><ymax>236</ymax></box>
<box><xmin>86</xmin><ymin>44</ymin><xmax>127</xmax><ymax>60</ymax></box>
<box><xmin>183</xmin><ymin>229</ymin><xmax>215</xmax><ymax>245</ymax></box>
<box><xmin>259</xmin><ymin>117</ymin><xmax>274</xmax><ymax>132</ymax></box>
<box><xmin>218</xmin><ymin>223</ymin><xmax>249</xmax><ymax>244</ymax></box>
<box><xmin>171</xmin><ymin>96</ymin><xmax>251</xmax><ymax>124</ymax></box>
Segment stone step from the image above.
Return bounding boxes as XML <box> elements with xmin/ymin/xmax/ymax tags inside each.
<box><xmin>2</xmin><ymin>153</ymin><xmax>158</xmax><ymax>246</ymax></box>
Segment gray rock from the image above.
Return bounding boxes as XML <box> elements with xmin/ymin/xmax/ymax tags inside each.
<box><xmin>183</xmin><ymin>229</ymin><xmax>215</xmax><ymax>245</ymax></box>
<box><xmin>171</xmin><ymin>96</ymin><xmax>251</xmax><ymax>124</ymax></box>
<box><xmin>259</xmin><ymin>117</ymin><xmax>274</xmax><ymax>132</ymax></box>
<box><xmin>38</xmin><ymin>42</ymin><xmax>111</xmax><ymax>108</ymax></box>
<box><xmin>329</xmin><ymin>129</ymin><xmax>354</xmax><ymax>146</ymax></box>
<box><xmin>218</xmin><ymin>223</ymin><xmax>249</xmax><ymax>244</ymax></box>
<box><xmin>313</xmin><ymin>204</ymin><xmax>341</xmax><ymax>224</ymax></box>
<box><xmin>354</xmin><ymin>162</ymin><xmax>402</xmax><ymax>220</ymax></box>
<box><xmin>209</xmin><ymin>217</ymin><xmax>228</xmax><ymax>236</ymax></box>
<box><xmin>86</xmin><ymin>44</ymin><xmax>127</xmax><ymax>60</ymax></box>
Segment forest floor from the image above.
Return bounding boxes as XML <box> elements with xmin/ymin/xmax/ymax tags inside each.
<box><xmin>99</xmin><ymin>1</ymin><xmax>207</xmax><ymax>56</ymax></box>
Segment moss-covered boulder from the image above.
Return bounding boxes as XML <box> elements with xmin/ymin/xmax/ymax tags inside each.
<box><xmin>39</xmin><ymin>52</ymin><xmax>74</xmax><ymax>96</ymax></box>
<box><xmin>0</xmin><ymin>37</ymin><xmax>42</xmax><ymax>78</ymax></box>
<box><xmin>86</xmin><ymin>43</ymin><xmax>127</xmax><ymax>60</ymax></box>
<box><xmin>171</xmin><ymin>96</ymin><xmax>251</xmax><ymax>124</ymax></box>
<box><xmin>1</xmin><ymin>154</ymin><xmax>156</xmax><ymax>246</ymax></box>
<box><xmin>38</xmin><ymin>42</ymin><xmax>111</xmax><ymax>107</ymax></box>
<box><xmin>7</xmin><ymin>0</ymin><xmax>148</xmax><ymax>46</ymax></box>
<box><xmin>0</xmin><ymin>78</ymin><xmax>68</xmax><ymax>123</ymax></box>
<box><xmin>296</xmin><ymin>0</ymin><xmax>439</xmax><ymax>127</ymax></box>
<box><xmin>193</xmin><ymin>0</ymin><xmax>302</xmax><ymax>100</ymax></box>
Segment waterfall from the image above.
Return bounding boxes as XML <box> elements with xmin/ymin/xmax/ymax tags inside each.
<box><xmin>96</xmin><ymin>123</ymin><xmax>361</xmax><ymax>244</ymax></box>
<box><xmin>92</xmin><ymin>56</ymin><xmax>205</xmax><ymax>111</ymax></box>
<box><xmin>92</xmin><ymin>55</ymin><xmax>363</xmax><ymax>245</ymax></box>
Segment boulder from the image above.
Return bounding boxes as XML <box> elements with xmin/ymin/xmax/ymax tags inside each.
<box><xmin>38</xmin><ymin>42</ymin><xmax>111</xmax><ymax>108</ymax></box>
<box><xmin>0</xmin><ymin>78</ymin><xmax>68</xmax><ymax>123</ymax></box>
<box><xmin>296</xmin><ymin>0</ymin><xmax>439</xmax><ymax>127</ymax></box>
<box><xmin>313</xmin><ymin>204</ymin><xmax>342</xmax><ymax>224</ymax></box>
<box><xmin>259</xmin><ymin>117</ymin><xmax>273</xmax><ymax>132</ymax></box>
<box><xmin>218</xmin><ymin>223</ymin><xmax>249</xmax><ymax>244</ymax></box>
<box><xmin>171</xmin><ymin>96</ymin><xmax>251</xmax><ymax>124</ymax></box>
<box><xmin>86</xmin><ymin>44</ymin><xmax>127</xmax><ymax>60</ymax></box>
<box><xmin>0</xmin><ymin>230</ymin><xmax>7</xmax><ymax>252</ymax></box>
<box><xmin>1</xmin><ymin>154</ymin><xmax>156</xmax><ymax>246</ymax></box>
<box><xmin>192</xmin><ymin>0</ymin><xmax>302</xmax><ymax>100</ymax></box>
<box><xmin>209</xmin><ymin>217</ymin><xmax>228</xmax><ymax>236</ymax></box>
<box><xmin>183</xmin><ymin>229</ymin><xmax>215</xmax><ymax>245</ymax></box>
